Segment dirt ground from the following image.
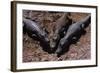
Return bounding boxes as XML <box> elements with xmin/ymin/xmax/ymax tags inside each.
<box><xmin>23</xmin><ymin>10</ymin><xmax>91</xmax><ymax>62</ymax></box>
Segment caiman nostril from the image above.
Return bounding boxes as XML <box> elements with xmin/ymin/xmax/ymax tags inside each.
<box><xmin>53</xmin><ymin>36</ymin><xmax>58</xmax><ymax>41</ymax></box>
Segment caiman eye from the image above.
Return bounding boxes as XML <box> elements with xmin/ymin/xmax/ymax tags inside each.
<box><xmin>60</xmin><ymin>40</ymin><xmax>65</xmax><ymax>46</ymax></box>
<box><xmin>81</xmin><ymin>24</ymin><xmax>85</xmax><ymax>28</ymax></box>
<box><xmin>72</xmin><ymin>36</ymin><xmax>77</xmax><ymax>40</ymax></box>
